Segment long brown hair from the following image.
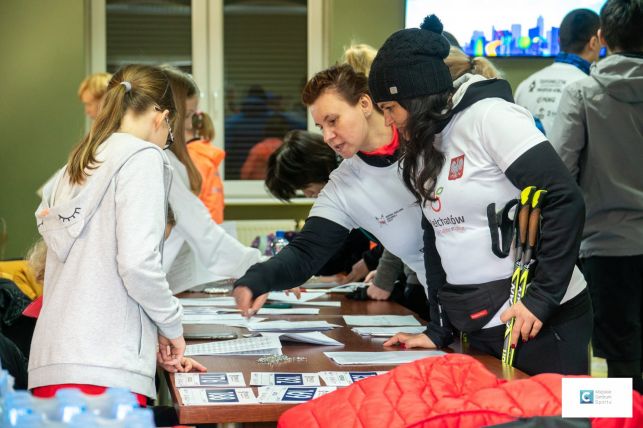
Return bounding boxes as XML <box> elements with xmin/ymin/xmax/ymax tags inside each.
<box><xmin>161</xmin><ymin>66</ymin><xmax>203</xmax><ymax>194</ymax></box>
<box><xmin>400</xmin><ymin>48</ymin><xmax>501</xmax><ymax>204</ymax></box>
<box><xmin>67</xmin><ymin>64</ymin><xmax>175</xmax><ymax>184</ymax></box>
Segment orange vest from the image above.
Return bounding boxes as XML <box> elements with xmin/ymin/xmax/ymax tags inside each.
<box><xmin>186</xmin><ymin>139</ymin><xmax>225</xmax><ymax>224</ymax></box>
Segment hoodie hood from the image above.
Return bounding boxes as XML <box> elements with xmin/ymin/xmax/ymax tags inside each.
<box><xmin>451</xmin><ymin>74</ymin><xmax>514</xmax><ymax>113</ymax></box>
<box><xmin>591</xmin><ymin>53</ymin><xmax>643</xmax><ymax>103</ymax></box>
<box><xmin>36</xmin><ymin>134</ymin><xmax>170</xmax><ymax>263</ymax></box>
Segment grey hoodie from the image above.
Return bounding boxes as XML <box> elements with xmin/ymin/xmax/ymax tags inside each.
<box><xmin>28</xmin><ymin>133</ymin><xmax>183</xmax><ymax>398</ymax></box>
<box><xmin>550</xmin><ymin>53</ymin><xmax>643</xmax><ymax>258</ymax></box>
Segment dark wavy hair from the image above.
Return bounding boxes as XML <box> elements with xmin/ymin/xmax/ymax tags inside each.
<box><xmin>265</xmin><ymin>130</ymin><xmax>339</xmax><ymax>201</ymax></box>
<box><xmin>398</xmin><ymin>90</ymin><xmax>454</xmax><ymax>204</ymax></box>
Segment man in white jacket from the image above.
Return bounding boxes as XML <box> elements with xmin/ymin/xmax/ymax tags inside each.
<box><xmin>515</xmin><ymin>8</ymin><xmax>601</xmax><ymax>135</ymax></box>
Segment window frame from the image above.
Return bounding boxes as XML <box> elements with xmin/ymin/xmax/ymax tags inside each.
<box><xmin>89</xmin><ymin>0</ymin><xmax>324</xmax><ymax>201</ymax></box>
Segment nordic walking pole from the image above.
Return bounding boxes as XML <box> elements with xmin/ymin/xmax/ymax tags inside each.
<box><xmin>506</xmin><ymin>189</ymin><xmax>547</xmax><ymax>367</ymax></box>
<box><xmin>502</xmin><ymin>186</ymin><xmax>536</xmax><ymax>366</ymax></box>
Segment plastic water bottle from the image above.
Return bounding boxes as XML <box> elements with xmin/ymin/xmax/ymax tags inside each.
<box><xmin>99</xmin><ymin>388</ymin><xmax>138</xmax><ymax>420</ymax></box>
<box><xmin>0</xmin><ymin>369</ymin><xmax>14</xmax><ymax>398</ymax></box>
<box><xmin>68</xmin><ymin>412</ymin><xmax>101</xmax><ymax>427</ymax></box>
<box><xmin>2</xmin><ymin>390</ymin><xmax>36</xmax><ymax>427</ymax></box>
<box><xmin>52</xmin><ymin>389</ymin><xmax>87</xmax><ymax>423</ymax></box>
<box><xmin>271</xmin><ymin>230</ymin><xmax>289</xmax><ymax>255</ymax></box>
<box><xmin>122</xmin><ymin>408</ymin><xmax>155</xmax><ymax>428</ymax></box>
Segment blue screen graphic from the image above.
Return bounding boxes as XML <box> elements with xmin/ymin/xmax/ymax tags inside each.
<box><xmin>405</xmin><ymin>0</ymin><xmax>606</xmax><ymax>57</ymax></box>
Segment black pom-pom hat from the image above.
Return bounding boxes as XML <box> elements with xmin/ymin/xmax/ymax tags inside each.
<box><xmin>369</xmin><ymin>14</ymin><xmax>453</xmax><ymax>103</ymax></box>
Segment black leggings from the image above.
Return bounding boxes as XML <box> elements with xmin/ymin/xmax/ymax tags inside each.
<box><xmin>466</xmin><ymin>289</ymin><xmax>593</xmax><ymax>376</ymax></box>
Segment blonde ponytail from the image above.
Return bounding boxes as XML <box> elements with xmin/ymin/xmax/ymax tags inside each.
<box><xmin>445</xmin><ymin>47</ymin><xmax>503</xmax><ymax>81</ymax></box>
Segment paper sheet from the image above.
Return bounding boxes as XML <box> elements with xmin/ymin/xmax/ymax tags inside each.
<box><xmin>326</xmin><ymin>283</ymin><xmax>363</xmax><ymax>293</ymax></box>
<box><xmin>343</xmin><ymin>315</ymin><xmax>422</xmax><ymax>326</ymax></box>
<box><xmin>248</xmin><ymin>320</ymin><xmax>340</xmax><ymax>332</ymax></box>
<box><xmin>174</xmin><ymin>372</ymin><xmax>246</xmax><ymax>387</ymax></box>
<box><xmin>257</xmin><ymin>386</ymin><xmax>336</xmax><ymax>403</ymax></box>
<box><xmin>351</xmin><ymin>326</ymin><xmax>426</xmax><ymax>336</ymax></box>
<box><xmin>179</xmin><ymin>297</ymin><xmax>237</xmax><ymax>307</ymax></box>
<box><xmin>185</xmin><ymin>336</ymin><xmax>282</xmax><ymax>356</ymax></box>
<box><xmin>179</xmin><ymin>388</ymin><xmax>257</xmax><ymax>405</ymax></box>
<box><xmin>324</xmin><ymin>350</ymin><xmax>446</xmax><ymax>365</ymax></box>
<box><xmin>267</xmin><ymin>292</ymin><xmax>324</xmax><ymax>303</ymax></box>
<box><xmin>256</xmin><ymin>308</ymin><xmax>320</xmax><ymax>315</ymax></box>
<box><xmin>250</xmin><ymin>372</ymin><xmax>321</xmax><ymax>386</ymax></box>
<box><xmin>260</xmin><ymin>331</ymin><xmax>343</xmax><ymax>346</ymax></box>
<box><xmin>268</xmin><ymin>300</ymin><xmax>342</xmax><ymax>308</ymax></box>
<box><xmin>182</xmin><ymin>316</ymin><xmax>266</xmax><ymax>327</ymax></box>
<box><xmin>318</xmin><ymin>371</ymin><xmax>387</xmax><ymax>387</ymax></box>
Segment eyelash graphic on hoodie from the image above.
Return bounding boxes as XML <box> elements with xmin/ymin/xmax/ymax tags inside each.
<box><xmin>58</xmin><ymin>207</ymin><xmax>81</xmax><ymax>223</ymax></box>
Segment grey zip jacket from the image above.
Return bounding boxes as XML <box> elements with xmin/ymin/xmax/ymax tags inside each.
<box><xmin>550</xmin><ymin>53</ymin><xmax>643</xmax><ymax>257</ymax></box>
<box><xmin>28</xmin><ymin>133</ymin><xmax>183</xmax><ymax>398</ymax></box>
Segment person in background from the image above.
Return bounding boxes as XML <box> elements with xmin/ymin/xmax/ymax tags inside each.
<box><xmin>342</xmin><ymin>43</ymin><xmax>377</xmax><ymax>76</ymax></box>
<box><xmin>233</xmin><ymin>64</ymin><xmax>429</xmax><ymax>316</ymax></box>
<box><xmin>515</xmin><ymin>9</ymin><xmax>601</xmax><ymax>135</ymax></box>
<box><xmin>369</xmin><ymin>14</ymin><xmax>590</xmax><ymax>376</ymax></box>
<box><xmin>240</xmin><ymin>114</ymin><xmax>290</xmax><ymax>180</ymax></box>
<box><xmin>161</xmin><ymin>67</ymin><xmax>261</xmax><ymax>292</ymax></box>
<box><xmin>549</xmin><ymin>0</ymin><xmax>643</xmax><ymax>392</ymax></box>
<box><xmin>186</xmin><ymin>111</ymin><xmax>226</xmax><ymax>223</ymax></box>
<box><xmin>29</xmin><ymin>64</ymin><xmax>200</xmax><ymax>405</ymax></box>
<box><xmin>265</xmin><ymin>130</ymin><xmax>381</xmax><ymax>281</ymax></box>
<box><xmin>77</xmin><ymin>72</ymin><xmax>112</xmax><ymax>120</ymax></box>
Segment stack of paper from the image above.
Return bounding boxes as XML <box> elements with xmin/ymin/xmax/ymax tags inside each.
<box><xmin>185</xmin><ymin>336</ymin><xmax>282</xmax><ymax>356</ymax></box>
<box><xmin>247</xmin><ymin>320</ymin><xmax>340</xmax><ymax>332</ymax></box>
<box><xmin>351</xmin><ymin>326</ymin><xmax>426</xmax><ymax>337</ymax></box>
<box><xmin>175</xmin><ymin>372</ymin><xmax>246</xmax><ymax>387</ymax></box>
<box><xmin>257</xmin><ymin>386</ymin><xmax>336</xmax><ymax>403</ymax></box>
<box><xmin>267</xmin><ymin>292</ymin><xmax>341</xmax><ymax>307</ymax></box>
<box><xmin>256</xmin><ymin>307</ymin><xmax>320</xmax><ymax>315</ymax></box>
<box><xmin>343</xmin><ymin>315</ymin><xmax>422</xmax><ymax>326</ymax></box>
<box><xmin>324</xmin><ymin>350</ymin><xmax>445</xmax><ymax>365</ymax></box>
<box><xmin>179</xmin><ymin>297</ymin><xmax>237</xmax><ymax>307</ymax></box>
<box><xmin>261</xmin><ymin>331</ymin><xmax>343</xmax><ymax>346</ymax></box>
<box><xmin>327</xmin><ymin>283</ymin><xmax>363</xmax><ymax>293</ymax></box>
<box><xmin>179</xmin><ymin>388</ymin><xmax>257</xmax><ymax>405</ymax></box>
<box><xmin>250</xmin><ymin>372</ymin><xmax>321</xmax><ymax>386</ymax></box>
<box><xmin>318</xmin><ymin>371</ymin><xmax>387</xmax><ymax>386</ymax></box>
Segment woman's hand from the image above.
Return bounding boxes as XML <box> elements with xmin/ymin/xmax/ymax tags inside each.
<box><xmin>500</xmin><ymin>300</ymin><xmax>543</xmax><ymax>348</ymax></box>
<box><xmin>366</xmin><ymin>283</ymin><xmax>391</xmax><ymax>301</ymax></box>
<box><xmin>337</xmin><ymin>259</ymin><xmax>369</xmax><ymax>284</ymax></box>
<box><xmin>284</xmin><ymin>287</ymin><xmax>302</xmax><ymax>299</ymax></box>
<box><xmin>364</xmin><ymin>270</ymin><xmax>377</xmax><ymax>284</ymax></box>
<box><xmin>233</xmin><ymin>286</ymin><xmax>269</xmax><ymax>317</ymax></box>
<box><xmin>159</xmin><ymin>357</ymin><xmax>207</xmax><ymax>373</ymax></box>
<box><xmin>158</xmin><ymin>334</ymin><xmax>185</xmax><ymax>364</ymax></box>
<box><xmin>383</xmin><ymin>333</ymin><xmax>436</xmax><ymax>349</ymax></box>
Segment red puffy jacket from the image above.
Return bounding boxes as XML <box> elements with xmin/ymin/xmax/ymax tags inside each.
<box><xmin>279</xmin><ymin>354</ymin><xmax>642</xmax><ymax>428</ymax></box>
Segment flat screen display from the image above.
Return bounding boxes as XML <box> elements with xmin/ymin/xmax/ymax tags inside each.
<box><xmin>405</xmin><ymin>0</ymin><xmax>606</xmax><ymax>57</ymax></box>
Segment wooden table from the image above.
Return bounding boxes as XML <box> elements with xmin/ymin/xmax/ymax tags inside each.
<box><xmin>168</xmin><ymin>292</ymin><xmax>528</xmax><ymax>425</ymax></box>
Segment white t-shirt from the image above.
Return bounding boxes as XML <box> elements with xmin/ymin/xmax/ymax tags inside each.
<box><xmin>422</xmin><ymin>97</ymin><xmax>586</xmax><ymax>328</ymax></box>
<box><xmin>514</xmin><ymin>62</ymin><xmax>587</xmax><ymax>135</ymax></box>
<box><xmin>309</xmin><ymin>156</ymin><xmax>426</xmax><ymax>293</ymax></box>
